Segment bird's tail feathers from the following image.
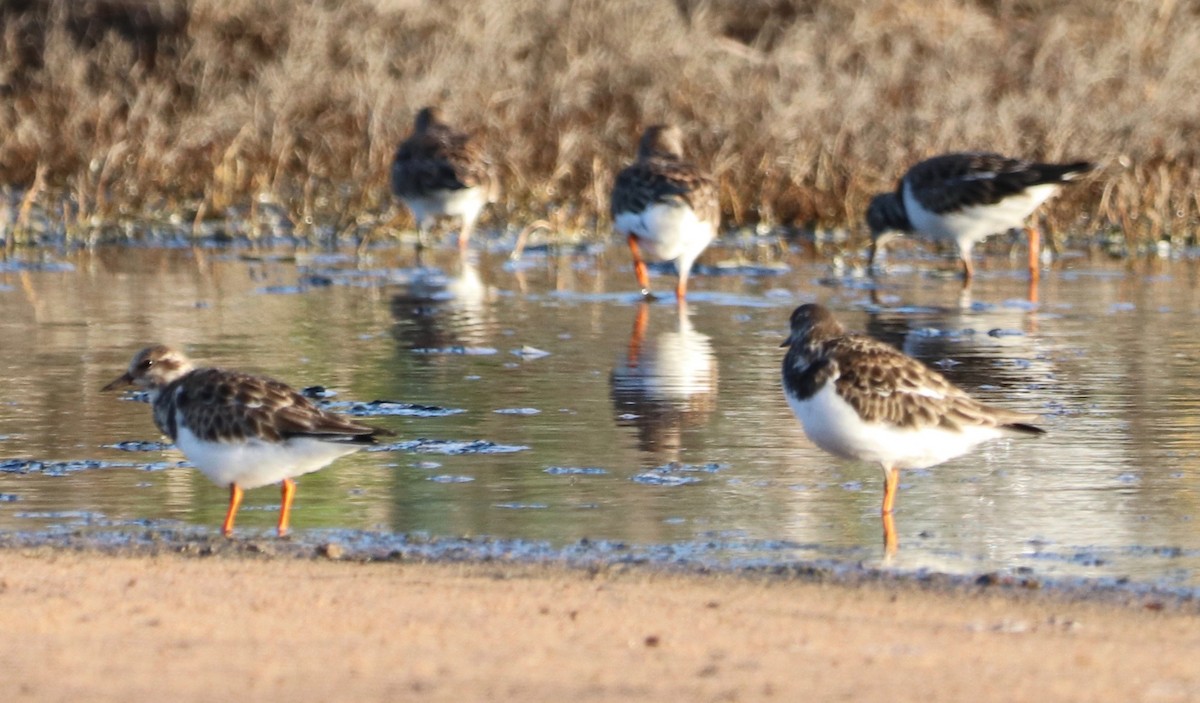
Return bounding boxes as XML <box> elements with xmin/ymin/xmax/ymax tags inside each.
<box><xmin>1041</xmin><ymin>161</ymin><xmax>1096</xmax><ymax>183</ymax></box>
<box><xmin>1003</xmin><ymin>421</ymin><xmax>1046</xmax><ymax>436</ymax></box>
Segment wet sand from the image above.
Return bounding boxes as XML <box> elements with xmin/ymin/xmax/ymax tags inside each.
<box><xmin>2</xmin><ymin>548</ymin><xmax>1198</xmax><ymax>702</ymax></box>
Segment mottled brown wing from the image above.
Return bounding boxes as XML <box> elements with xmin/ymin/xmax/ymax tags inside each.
<box><xmin>171</xmin><ymin>369</ymin><xmax>389</xmax><ymax>444</ymax></box>
<box><xmin>829</xmin><ymin>336</ymin><xmax>1034</xmax><ymax>432</ymax></box>
<box><xmin>392</xmin><ymin>126</ymin><xmax>490</xmax><ymax>196</ymax></box>
<box><xmin>610</xmin><ymin>156</ymin><xmax>719</xmax><ymax>225</ymax></box>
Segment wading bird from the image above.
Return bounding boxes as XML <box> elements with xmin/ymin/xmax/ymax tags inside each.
<box><xmin>392</xmin><ymin>106</ymin><xmax>495</xmax><ymax>252</ymax></box>
<box><xmin>103</xmin><ymin>345</ymin><xmax>394</xmax><ymax>537</ymax></box>
<box><xmin>780</xmin><ymin>303</ymin><xmax>1044</xmax><ymax>553</ymax></box>
<box><xmin>867</xmin><ymin>152</ymin><xmax>1095</xmax><ymax>284</ymax></box>
<box><xmin>611</xmin><ymin>124</ymin><xmax>719</xmax><ymax>301</ymax></box>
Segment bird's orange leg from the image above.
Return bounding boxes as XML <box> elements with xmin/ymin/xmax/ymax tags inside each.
<box><xmin>675</xmin><ymin>274</ymin><xmax>688</xmax><ymax>302</ymax></box>
<box><xmin>881</xmin><ymin>465</ymin><xmax>900</xmax><ymax>554</ymax></box>
<box><xmin>458</xmin><ymin>217</ymin><xmax>475</xmax><ymax>252</ymax></box>
<box><xmin>627</xmin><ymin>302</ymin><xmax>650</xmax><ymax>367</ymax></box>
<box><xmin>882</xmin><ymin>511</ymin><xmax>898</xmax><ymax>558</ymax></box>
<box><xmin>222</xmin><ymin>484</ymin><xmax>244</xmax><ymax>538</ymax></box>
<box><xmin>961</xmin><ymin>255</ymin><xmax>975</xmax><ymax>285</ymax></box>
<box><xmin>627</xmin><ymin>234</ymin><xmax>651</xmax><ymax>296</ymax></box>
<box><xmin>881</xmin><ymin>465</ymin><xmax>899</xmax><ymax>514</ymax></box>
<box><xmin>278</xmin><ymin>478</ymin><xmax>297</xmax><ymax>538</ymax></box>
<box><xmin>1026</xmin><ymin>223</ymin><xmax>1041</xmax><ymax>283</ymax></box>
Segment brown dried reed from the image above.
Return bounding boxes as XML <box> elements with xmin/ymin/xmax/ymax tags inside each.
<box><xmin>1</xmin><ymin>0</ymin><xmax>1198</xmax><ymax>248</ymax></box>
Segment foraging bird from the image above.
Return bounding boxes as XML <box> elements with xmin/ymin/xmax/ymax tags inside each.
<box><xmin>103</xmin><ymin>345</ymin><xmax>394</xmax><ymax>537</ymax></box>
<box><xmin>391</xmin><ymin>106</ymin><xmax>494</xmax><ymax>252</ymax></box>
<box><xmin>867</xmin><ymin>152</ymin><xmax>1095</xmax><ymax>282</ymax></box>
<box><xmin>780</xmin><ymin>304</ymin><xmax>1044</xmax><ymax>550</ymax></box>
<box><xmin>611</xmin><ymin>124</ymin><xmax>719</xmax><ymax>301</ymax></box>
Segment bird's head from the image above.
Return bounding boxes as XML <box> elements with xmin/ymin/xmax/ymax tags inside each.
<box><xmin>865</xmin><ymin>192</ymin><xmax>909</xmax><ymax>269</ymax></box>
<box><xmin>781</xmin><ymin>304</ymin><xmax>845</xmax><ymax>348</ymax></box>
<box><xmin>637</xmin><ymin>124</ymin><xmax>684</xmax><ymax>160</ymax></box>
<box><xmin>414</xmin><ymin>106</ymin><xmax>444</xmax><ymax>133</ymax></box>
<box><xmin>102</xmin><ymin>345</ymin><xmax>195</xmax><ymax>394</ymax></box>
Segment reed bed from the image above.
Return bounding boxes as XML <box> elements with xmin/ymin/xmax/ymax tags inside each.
<box><xmin>2</xmin><ymin>0</ymin><xmax>1198</xmax><ymax>249</ymax></box>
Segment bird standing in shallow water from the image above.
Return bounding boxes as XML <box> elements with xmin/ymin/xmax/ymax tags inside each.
<box><xmin>103</xmin><ymin>345</ymin><xmax>394</xmax><ymax>537</ymax></box>
<box><xmin>391</xmin><ymin>106</ymin><xmax>495</xmax><ymax>252</ymax></box>
<box><xmin>611</xmin><ymin>124</ymin><xmax>719</xmax><ymax>302</ymax></box>
<box><xmin>779</xmin><ymin>304</ymin><xmax>1044</xmax><ymax>553</ymax></box>
<box><xmin>867</xmin><ymin>152</ymin><xmax>1095</xmax><ymax>284</ymax></box>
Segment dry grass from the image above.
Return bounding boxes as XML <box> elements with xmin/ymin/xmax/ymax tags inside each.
<box><xmin>2</xmin><ymin>0</ymin><xmax>1199</xmax><ymax>248</ymax></box>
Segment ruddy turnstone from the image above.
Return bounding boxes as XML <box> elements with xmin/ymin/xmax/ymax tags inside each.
<box><xmin>780</xmin><ymin>304</ymin><xmax>1043</xmax><ymax>541</ymax></box>
<box><xmin>611</xmin><ymin>124</ymin><xmax>719</xmax><ymax>301</ymax></box>
<box><xmin>391</xmin><ymin>106</ymin><xmax>494</xmax><ymax>252</ymax></box>
<box><xmin>103</xmin><ymin>345</ymin><xmax>394</xmax><ymax>537</ymax></box>
<box><xmin>867</xmin><ymin>152</ymin><xmax>1095</xmax><ymax>282</ymax></box>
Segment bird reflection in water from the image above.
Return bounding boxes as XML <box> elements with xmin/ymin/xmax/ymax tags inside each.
<box><xmin>389</xmin><ymin>253</ymin><xmax>495</xmax><ymax>355</ymax></box>
<box><xmin>610</xmin><ymin>302</ymin><xmax>718</xmax><ymax>460</ymax></box>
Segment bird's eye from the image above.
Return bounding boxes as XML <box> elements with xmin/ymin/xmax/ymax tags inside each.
<box><xmin>138</xmin><ymin>359</ymin><xmax>154</xmax><ymax>370</ymax></box>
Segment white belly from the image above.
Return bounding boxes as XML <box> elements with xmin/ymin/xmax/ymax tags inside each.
<box><xmin>612</xmin><ymin>329</ymin><xmax>716</xmax><ymax>401</ymax></box>
<box><xmin>903</xmin><ymin>181</ymin><xmax>1059</xmax><ymax>254</ymax></box>
<box><xmin>784</xmin><ymin>383</ymin><xmax>1006</xmax><ymax>470</ymax></box>
<box><xmin>403</xmin><ymin>186</ymin><xmax>487</xmax><ymax>226</ymax></box>
<box><xmin>614</xmin><ymin>203</ymin><xmax>715</xmax><ymax>265</ymax></box>
<box><xmin>175</xmin><ymin>426</ymin><xmax>363</xmax><ymax>489</ymax></box>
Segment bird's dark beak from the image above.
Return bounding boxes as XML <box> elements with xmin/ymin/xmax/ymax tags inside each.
<box><xmin>780</xmin><ymin>332</ymin><xmax>796</xmax><ymax>348</ymax></box>
<box><xmin>101</xmin><ymin>372</ymin><xmax>133</xmax><ymax>392</ymax></box>
<box><xmin>868</xmin><ymin>230</ymin><xmax>901</xmax><ymax>271</ymax></box>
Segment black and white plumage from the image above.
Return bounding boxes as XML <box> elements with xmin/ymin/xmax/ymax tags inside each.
<box><xmin>867</xmin><ymin>152</ymin><xmax>1095</xmax><ymax>281</ymax></box>
<box><xmin>611</xmin><ymin>124</ymin><xmax>719</xmax><ymax>301</ymax></box>
<box><xmin>391</xmin><ymin>106</ymin><xmax>495</xmax><ymax>252</ymax></box>
<box><xmin>780</xmin><ymin>304</ymin><xmax>1043</xmax><ymax>524</ymax></box>
<box><xmin>103</xmin><ymin>345</ymin><xmax>393</xmax><ymax>537</ymax></box>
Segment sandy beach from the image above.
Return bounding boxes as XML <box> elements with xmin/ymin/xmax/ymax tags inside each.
<box><xmin>1</xmin><ymin>548</ymin><xmax>1197</xmax><ymax>702</ymax></box>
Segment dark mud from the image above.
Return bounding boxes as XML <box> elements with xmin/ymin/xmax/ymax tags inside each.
<box><xmin>1</xmin><ymin>527</ymin><xmax>1196</xmax><ymax>614</ymax></box>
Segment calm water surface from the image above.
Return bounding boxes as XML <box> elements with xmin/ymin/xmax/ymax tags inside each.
<box><xmin>2</xmin><ymin>241</ymin><xmax>1199</xmax><ymax>592</ymax></box>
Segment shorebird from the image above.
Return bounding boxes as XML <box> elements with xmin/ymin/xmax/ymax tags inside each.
<box><xmin>780</xmin><ymin>304</ymin><xmax>1044</xmax><ymax>551</ymax></box>
<box><xmin>867</xmin><ymin>152</ymin><xmax>1095</xmax><ymax>282</ymax></box>
<box><xmin>611</xmin><ymin>124</ymin><xmax>719</xmax><ymax>301</ymax></box>
<box><xmin>391</xmin><ymin>106</ymin><xmax>494</xmax><ymax>252</ymax></box>
<box><xmin>103</xmin><ymin>345</ymin><xmax>394</xmax><ymax>537</ymax></box>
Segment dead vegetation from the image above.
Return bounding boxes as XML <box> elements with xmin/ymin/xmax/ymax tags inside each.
<box><xmin>1</xmin><ymin>0</ymin><xmax>1198</xmax><ymax>248</ymax></box>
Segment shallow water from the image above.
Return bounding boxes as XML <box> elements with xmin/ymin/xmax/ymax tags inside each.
<box><xmin>2</xmin><ymin>241</ymin><xmax>1199</xmax><ymax>593</ymax></box>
